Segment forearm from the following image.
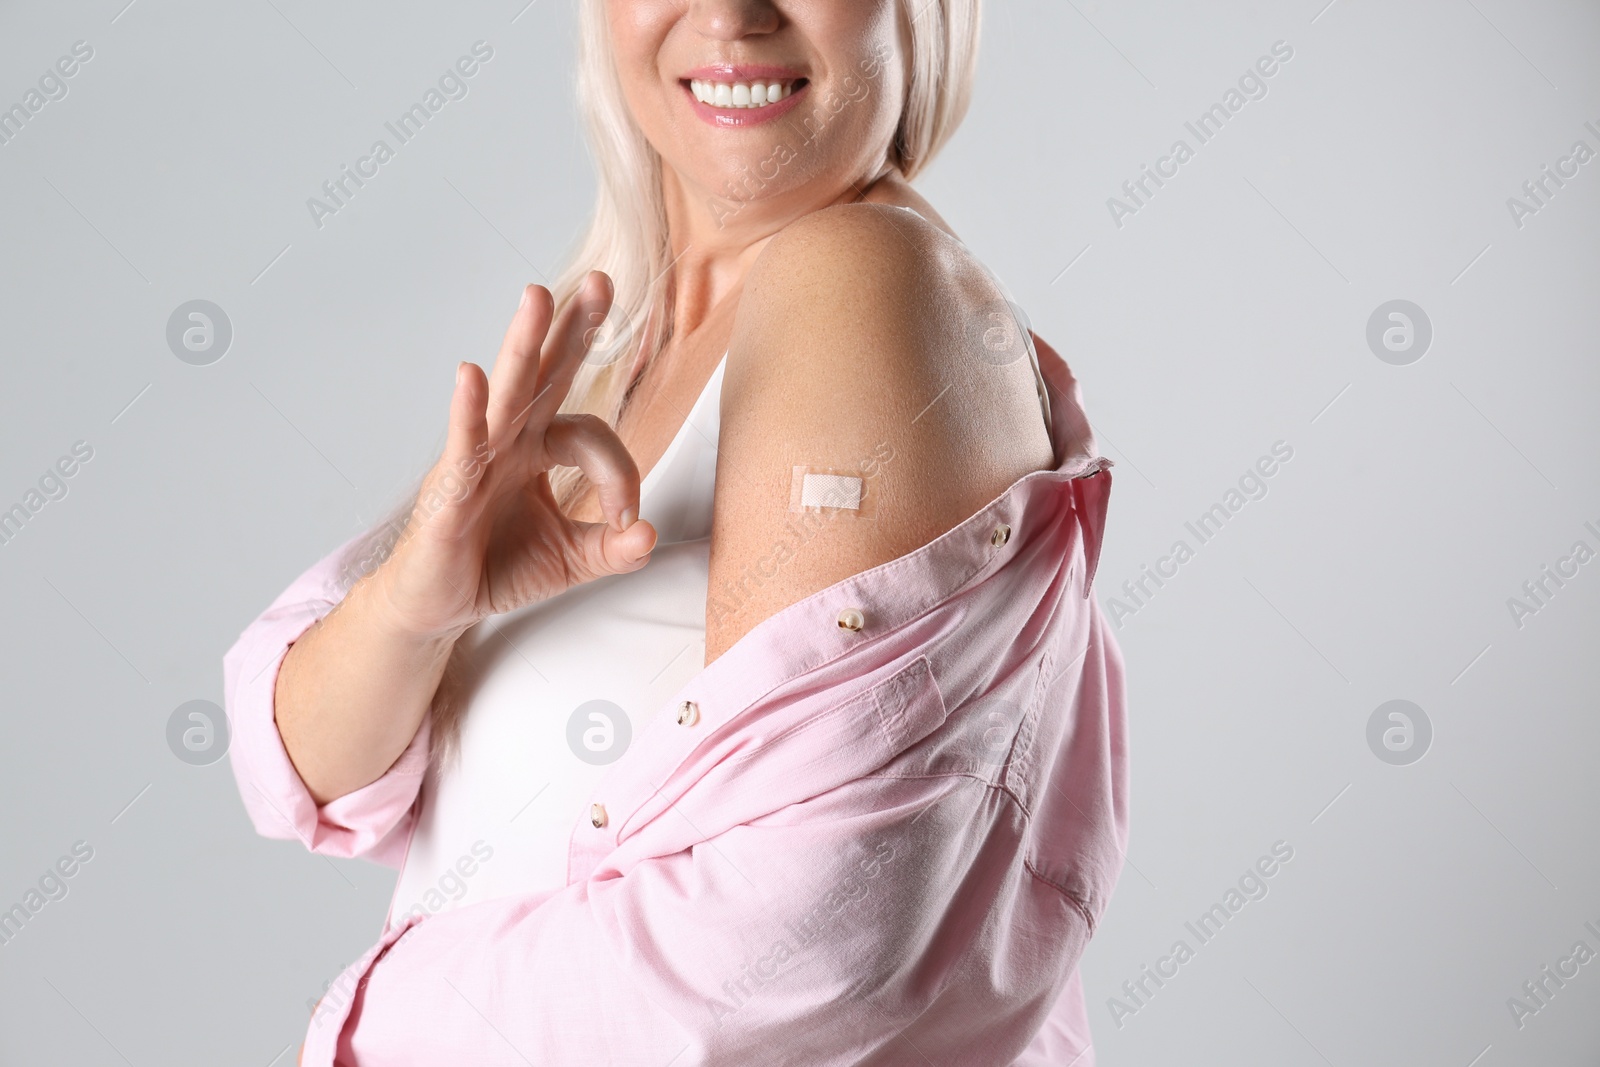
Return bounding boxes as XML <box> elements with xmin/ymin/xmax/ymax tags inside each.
<box><xmin>273</xmin><ymin>569</ymin><xmax>460</xmax><ymax>806</ymax></box>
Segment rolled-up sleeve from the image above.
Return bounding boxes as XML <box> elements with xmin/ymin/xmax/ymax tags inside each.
<box><xmin>222</xmin><ymin>534</ymin><xmax>429</xmax><ymax>869</ymax></box>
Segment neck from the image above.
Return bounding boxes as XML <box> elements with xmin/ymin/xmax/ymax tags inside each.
<box><xmin>657</xmin><ymin>161</ymin><xmax>901</xmax><ymax>339</ymax></box>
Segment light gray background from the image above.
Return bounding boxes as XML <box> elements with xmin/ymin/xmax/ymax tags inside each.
<box><xmin>1</xmin><ymin>0</ymin><xmax>1596</xmax><ymax>1063</ymax></box>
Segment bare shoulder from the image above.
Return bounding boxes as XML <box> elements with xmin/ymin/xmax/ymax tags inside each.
<box><xmin>706</xmin><ymin>202</ymin><xmax>1055</xmax><ymax>662</ymax></box>
<box><xmin>736</xmin><ymin>201</ymin><xmax>971</xmax><ymax>358</ymax></box>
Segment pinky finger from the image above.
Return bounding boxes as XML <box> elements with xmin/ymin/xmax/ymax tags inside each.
<box><xmin>424</xmin><ymin>361</ymin><xmax>493</xmax><ymax>535</ymax></box>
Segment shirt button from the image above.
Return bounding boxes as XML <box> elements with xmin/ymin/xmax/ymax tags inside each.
<box><xmin>590</xmin><ymin>803</ymin><xmax>608</xmax><ymax>829</ymax></box>
<box><xmin>837</xmin><ymin>607</ymin><xmax>865</xmax><ymax>632</ymax></box>
<box><xmin>991</xmin><ymin>523</ymin><xmax>1012</xmax><ymax>547</ymax></box>
<box><xmin>676</xmin><ymin>700</ymin><xmax>700</xmax><ymax>727</ymax></box>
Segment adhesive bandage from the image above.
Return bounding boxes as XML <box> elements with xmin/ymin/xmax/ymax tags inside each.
<box><xmin>801</xmin><ymin>473</ymin><xmax>860</xmax><ymax>509</ymax></box>
<box><xmin>789</xmin><ymin>466</ymin><xmax>876</xmax><ymax>516</ymax></box>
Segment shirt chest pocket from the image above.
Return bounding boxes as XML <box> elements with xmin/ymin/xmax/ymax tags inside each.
<box><xmin>714</xmin><ymin>653</ymin><xmax>950</xmax><ymax>803</ymax></box>
<box><xmin>612</xmin><ymin>654</ymin><xmax>950</xmax><ymax>849</ymax></box>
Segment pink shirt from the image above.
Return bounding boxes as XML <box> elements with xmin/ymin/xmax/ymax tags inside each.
<box><xmin>223</xmin><ymin>337</ymin><xmax>1128</xmax><ymax>1066</ymax></box>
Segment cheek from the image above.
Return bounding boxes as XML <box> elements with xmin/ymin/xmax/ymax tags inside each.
<box><xmin>608</xmin><ymin>2</ymin><xmax>691</xmax><ymax>134</ymax></box>
<box><xmin>814</xmin><ymin>62</ymin><xmax>903</xmax><ymax>157</ymax></box>
<box><xmin>606</xmin><ymin>1</ymin><xmax>673</xmax><ymax>85</ymax></box>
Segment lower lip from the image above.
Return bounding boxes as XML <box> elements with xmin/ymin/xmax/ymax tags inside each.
<box><xmin>684</xmin><ymin>80</ymin><xmax>809</xmax><ymax>128</ymax></box>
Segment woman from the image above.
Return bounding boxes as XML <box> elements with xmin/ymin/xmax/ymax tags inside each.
<box><xmin>224</xmin><ymin>1</ymin><xmax>1128</xmax><ymax>1063</ymax></box>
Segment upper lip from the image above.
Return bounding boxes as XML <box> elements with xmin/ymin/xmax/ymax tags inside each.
<box><xmin>680</xmin><ymin>64</ymin><xmax>807</xmax><ymax>83</ymax></box>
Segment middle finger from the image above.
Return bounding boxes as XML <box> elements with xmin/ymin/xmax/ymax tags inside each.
<box><xmin>523</xmin><ymin>270</ymin><xmax>617</xmax><ymax>432</ymax></box>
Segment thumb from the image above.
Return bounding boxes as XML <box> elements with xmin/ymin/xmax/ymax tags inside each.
<box><xmin>576</xmin><ymin>513</ymin><xmax>658</xmax><ymax>579</ymax></box>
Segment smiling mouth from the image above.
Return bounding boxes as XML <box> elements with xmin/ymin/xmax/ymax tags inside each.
<box><xmin>684</xmin><ymin>77</ymin><xmax>809</xmax><ymax>109</ymax></box>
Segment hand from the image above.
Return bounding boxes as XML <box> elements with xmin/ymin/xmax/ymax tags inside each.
<box><xmin>372</xmin><ymin>271</ymin><xmax>657</xmax><ymax>639</ymax></box>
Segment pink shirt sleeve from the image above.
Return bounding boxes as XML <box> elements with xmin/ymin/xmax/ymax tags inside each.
<box><xmin>223</xmin><ymin>534</ymin><xmax>429</xmax><ymax>869</ymax></box>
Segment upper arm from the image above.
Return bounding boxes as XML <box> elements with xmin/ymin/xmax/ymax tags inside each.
<box><xmin>706</xmin><ymin>204</ymin><xmax>1054</xmax><ymax>662</ymax></box>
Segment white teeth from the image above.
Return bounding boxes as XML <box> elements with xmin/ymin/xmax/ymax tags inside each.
<box><xmin>689</xmin><ymin>78</ymin><xmax>794</xmax><ymax>108</ymax></box>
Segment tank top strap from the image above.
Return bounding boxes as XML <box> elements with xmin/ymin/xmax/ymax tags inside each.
<box><xmin>637</xmin><ymin>353</ymin><xmax>727</xmax><ymax>545</ymax></box>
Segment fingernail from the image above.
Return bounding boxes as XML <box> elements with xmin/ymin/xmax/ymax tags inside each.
<box><xmin>628</xmin><ymin>527</ymin><xmax>656</xmax><ymax>562</ymax></box>
<box><xmin>519</xmin><ymin>286</ymin><xmax>530</xmax><ymax>310</ymax></box>
<box><xmin>619</xmin><ymin>506</ymin><xmax>637</xmax><ymax>530</ymax></box>
<box><xmin>456</xmin><ymin>362</ymin><xmax>466</xmax><ymax>386</ymax></box>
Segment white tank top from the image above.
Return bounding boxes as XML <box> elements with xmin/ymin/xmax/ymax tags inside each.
<box><xmin>390</xmin><ymin>355</ymin><xmax>728</xmax><ymax>921</ymax></box>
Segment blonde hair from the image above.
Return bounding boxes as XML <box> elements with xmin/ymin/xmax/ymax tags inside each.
<box><xmin>341</xmin><ymin>0</ymin><xmax>983</xmax><ymax>766</ymax></box>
